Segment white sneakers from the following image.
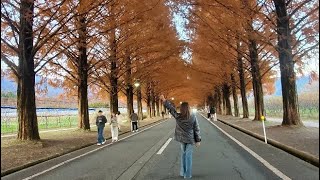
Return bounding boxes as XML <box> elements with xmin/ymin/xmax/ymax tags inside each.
<box><xmin>97</xmin><ymin>140</ymin><xmax>106</xmax><ymax>146</ymax></box>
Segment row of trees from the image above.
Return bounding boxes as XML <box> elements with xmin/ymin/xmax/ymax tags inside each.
<box><xmin>1</xmin><ymin>0</ymin><xmax>318</xmax><ymax>140</ymax></box>
<box><xmin>1</xmin><ymin>0</ymin><xmax>187</xmax><ymax>140</ymax></box>
<box><xmin>171</xmin><ymin>0</ymin><xmax>318</xmax><ymax>125</ymax></box>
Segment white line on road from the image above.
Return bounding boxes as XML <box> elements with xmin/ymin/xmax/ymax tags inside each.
<box><xmin>156</xmin><ymin>138</ymin><xmax>172</xmax><ymax>155</ymax></box>
<box><xmin>117</xmin><ymin>130</ymin><xmax>174</xmax><ymax>180</ymax></box>
<box><xmin>199</xmin><ymin>113</ymin><xmax>291</xmax><ymax>180</ymax></box>
<box><xmin>21</xmin><ymin>120</ymin><xmax>168</xmax><ymax>180</ymax></box>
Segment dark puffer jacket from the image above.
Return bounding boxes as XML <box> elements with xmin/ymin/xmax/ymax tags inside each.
<box><xmin>164</xmin><ymin>100</ymin><xmax>201</xmax><ymax>144</ymax></box>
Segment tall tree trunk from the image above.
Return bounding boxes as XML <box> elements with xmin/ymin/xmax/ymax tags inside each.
<box><xmin>110</xmin><ymin>67</ymin><xmax>118</xmax><ymax>114</ymax></box>
<box><xmin>77</xmin><ymin>14</ymin><xmax>90</xmax><ymax>130</ymax></box>
<box><xmin>109</xmin><ymin>26</ymin><xmax>118</xmax><ymax>114</ymax></box>
<box><xmin>242</xmin><ymin>0</ymin><xmax>264</xmax><ymax>121</ymax></box>
<box><xmin>126</xmin><ymin>85</ymin><xmax>133</xmax><ymax>116</ymax></box>
<box><xmin>223</xmin><ymin>83</ymin><xmax>232</xmax><ymax>115</ymax></box>
<box><xmin>151</xmin><ymin>85</ymin><xmax>156</xmax><ymax>117</ymax></box>
<box><xmin>17</xmin><ymin>0</ymin><xmax>40</xmax><ymax>140</ymax></box>
<box><xmin>159</xmin><ymin>99</ymin><xmax>163</xmax><ymax>114</ymax></box>
<box><xmin>221</xmin><ymin>87</ymin><xmax>226</xmax><ymax>115</ymax></box>
<box><xmin>231</xmin><ymin>74</ymin><xmax>239</xmax><ymax>117</ymax></box>
<box><xmin>78</xmin><ymin>80</ymin><xmax>89</xmax><ymax>130</ymax></box>
<box><xmin>273</xmin><ymin>0</ymin><xmax>302</xmax><ymax>126</ymax></box>
<box><xmin>237</xmin><ymin>41</ymin><xmax>249</xmax><ymax>118</ymax></box>
<box><xmin>146</xmin><ymin>83</ymin><xmax>152</xmax><ymax>118</ymax></box>
<box><xmin>213</xmin><ymin>93</ymin><xmax>218</xmax><ymax>109</ymax></box>
<box><xmin>249</xmin><ymin>39</ymin><xmax>264</xmax><ymax>121</ymax></box>
<box><xmin>137</xmin><ymin>86</ymin><xmax>143</xmax><ymax>120</ymax></box>
<box><xmin>215</xmin><ymin>88</ymin><xmax>222</xmax><ymax>114</ymax></box>
<box><xmin>155</xmin><ymin>96</ymin><xmax>160</xmax><ymax>116</ymax></box>
<box><xmin>125</xmin><ymin>54</ymin><xmax>133</xmax><ymax>117</ymax></box>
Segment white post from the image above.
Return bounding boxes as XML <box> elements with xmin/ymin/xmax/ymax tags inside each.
<box><xmin>261</xmin><ymin>116</ymin><xmax>267</xmax><ymax>144</ymax></box>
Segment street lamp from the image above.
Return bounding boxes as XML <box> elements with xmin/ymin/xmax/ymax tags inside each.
<box><xmin>180</xmin><ymin>101</ymin><xmax>182</xmax><ymax>104</ymax></box>
<box><xmin>133</xmin><ymin>79</ymin><xmax>142</xmax><ymax>120</ymax></box>
<box><xmin>171</xmin><ymin>97</ymin><xmax>174</xmax><ymax>100</ymax></box>
<box><xmin>134</xmin><ymin>81</ymin><xmax>140</xmax><ymax>88</ymax></box>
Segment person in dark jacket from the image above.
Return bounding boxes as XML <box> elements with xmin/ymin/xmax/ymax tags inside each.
<box><xmin>130</xmin><ymin>110</ymin><xmax>139</xmax><ymax>132</ymax></box>
<box><xmin>161</xmin><ymin>111</ymin><xmax>165</xmax><ymax>119</ymax></box>
<box><xmin>160</xmin><ymin>95</ymin><xmax>201</xmax><ymax>179</ymax></box>
<box><xmin>96</xmin><ymin>110</ymin><xmax>107</xmax><ymax>145</ymax></box>
<box><xmin>209</xmin><ymin>106</ymin><xmax>217</xmax><ymax>121</ymax></box>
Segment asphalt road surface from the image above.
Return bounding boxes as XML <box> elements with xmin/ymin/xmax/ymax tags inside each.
<box><xmin>2</xmin><ymin>114</ymin><xmax>319</xmax><ymax>180</ymax></box>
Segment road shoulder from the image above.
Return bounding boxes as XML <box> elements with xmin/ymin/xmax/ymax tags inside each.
<box><xmin>199</xmin><ymin>113</ymin><xmax>319</xmax><ymax>179</ymax></box>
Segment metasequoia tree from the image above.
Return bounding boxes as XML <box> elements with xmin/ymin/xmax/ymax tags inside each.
<box><xmin>46</xmin><ymin>0</ymin><xmax>110</xmax><ymax>130</ymax></box>
<box><xmin>270</xmin><ymin>0</ymin><xmax>319</xmax><ymax>125</ymax></box>
<box><xmin>119</xmin><ymin>0</ymin><xmax>181</xmax><ymax>117</ymax></box>
<box><xmin>1</xmin><ymin>0</ymin><xmax>76</xmax><ymax>140</ymax></box>
<box><xmin>89</xmin><ymin>0</ymin><xmax>182</xmax><ymax>118</ymax></box>
<box><xmin>239</xmin><ymin>0</ymin><xmax>265</xmax><ymax>121</ymax></box>
<box><xmin>172</xmin><ymin>0</ymin><xmax>278</xmax><ymax>119</ymax></box>
<box><xmin>179</xmin><ymin>1</ymin><xmax>243</xmax><ymax>115</ymax></box>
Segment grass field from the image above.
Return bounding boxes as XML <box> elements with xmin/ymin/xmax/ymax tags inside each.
<box><xmin>237</xmin><ymin>108</ymin><xmax>319</xmax><ymax>121</ymax></box>
<box><xmin>236</xmin><ymin>92</ymin><xmax>319</xmax><ymax>121</ymax></box>
<box><xmin>1</xmin><ymin>113</ymin><xmax>149</xmax><ymax>134</ymax></box>
<box><xmin>1</xmin><ymin>115</ymin><xmax>79</xmax><ymax>134</ymax></box>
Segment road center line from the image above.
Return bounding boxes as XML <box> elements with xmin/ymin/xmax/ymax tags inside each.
<box><xmin>21</xmin><ymin>120</ymin><xmax>168</xmax><ymax>180</ymax></box>
<box><xmin>117</xmin><ymin>130</ymin><xmax>174</xmax><ymax>180</ymax></box>
<box><xmin>157</xmin><ymin>138</ymin><xmax>172</xmax><ymax>155</ymax></box>
<box><xmin>199</xmin><ymin>113</ymin><xmax>291</xmax><ymax>180</ymax></box>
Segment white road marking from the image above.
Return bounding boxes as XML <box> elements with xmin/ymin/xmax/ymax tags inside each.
<box><xmin>21</xmin><ymin>120</ymin><xmax>167</xmax><ymax>180</ymax></box>
<box><xmin>199</xmin><ymin>113</ymin><xmax>291</xmax><ymax>180</ymax></box>
<box><xmin>156</xmin><ymin>138</ymin><xmax>172</xmax><ymax>155</ymax></box>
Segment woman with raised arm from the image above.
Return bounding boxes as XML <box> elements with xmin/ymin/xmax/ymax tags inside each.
<box><xmin>160</xmin><ymin>95</ymin><xmax>201</xmax><ymax>179</ymax></box>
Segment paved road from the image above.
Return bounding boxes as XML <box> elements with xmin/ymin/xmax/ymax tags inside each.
<box><xmin>2</xmin><ymin>114</ymin><xmax>319</xmax><ymax>180</ymax></box>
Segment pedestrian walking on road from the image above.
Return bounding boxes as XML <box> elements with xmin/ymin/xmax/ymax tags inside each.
<box><xmin>96</xmin><ymin>110</ymin><xmax>107</xmax><ymax>146</ymax></box>
<box><xmin>161</xmin><ymin>111</ymin><xmax>165</xmax><ymax>119</ymax></box>
<box><xmin>110</xmin><ymin>112</ymin><xmax>119</xmax><ymax>143</ymax></box>
<box><xmin>130</xmin><ymin>110</ymin><xmax>139</xmax><ymax>132</ymax></box>
<box><xmin>209</xmin><ymin>106</ymin><xmax>217</xmax><ymax>121</ymax></box>
<box><xmin>116</xmin><ymin>111</ymin><xmax>121</xmax><ymax>132</ymax></box>
<box><xmin>160</xmin><ymin>95</ymin><xmax>201</xmax><ymax>179</ymax></box>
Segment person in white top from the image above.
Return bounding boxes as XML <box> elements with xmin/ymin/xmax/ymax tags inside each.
<box><xmin>110</xmin><ymin>112</ymin><xmax>119</xmax><ymax>143</ymax></box>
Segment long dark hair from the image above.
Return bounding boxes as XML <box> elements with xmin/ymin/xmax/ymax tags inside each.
<box><xmin>180</xmin><ymin>102</ymin><xmax>190</xmax><ymax>119</ymax></box>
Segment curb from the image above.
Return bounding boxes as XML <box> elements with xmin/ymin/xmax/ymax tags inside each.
<box><xmin>217</xmin><ymin>119</ymin><xmax>319</xmax><ymax>167</ymax></box>
<box><xmin>1</xmin><ymin>118</ymin><xmax>167</xmax><ymax>177</ymax></box>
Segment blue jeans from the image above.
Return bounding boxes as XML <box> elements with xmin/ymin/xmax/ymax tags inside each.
<box><xmin>180</xmin><ymin>143</ymin><xmax>193</xmax><ymax>178</ymax></box>
<box><xmin>97</xmin><ymin>125</ymin><xmax>105</xmax><ymax>143</ymax></box>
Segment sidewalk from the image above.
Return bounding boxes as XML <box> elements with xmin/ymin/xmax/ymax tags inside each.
<box><xmin>215</xmin><ymin>114</ymin><xmax>319</xmax><ymax>166</ymax></box>
<box><xmin>248</xmin><ymin>116</ymin><xmax>319</xmax><ymax>128</ymax></box>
